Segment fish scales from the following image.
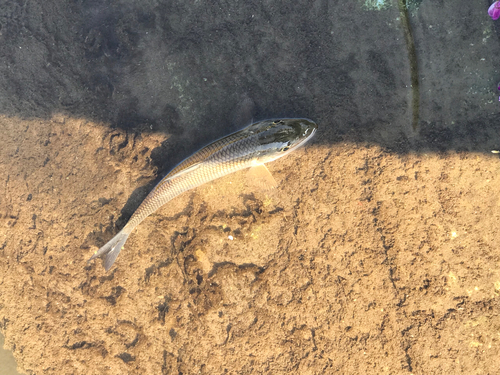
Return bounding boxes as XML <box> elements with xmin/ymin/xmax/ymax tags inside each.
<box><xmin>89</xmin><ymin>118</ymin><xmax>317</xmax><ymax>271</ymax></box>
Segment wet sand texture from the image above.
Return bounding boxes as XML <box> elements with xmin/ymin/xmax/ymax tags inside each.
<box><xmin>0</xmin><ymin>0</ymin><xmax>499</xmax><ymax>374</ymax></box>
<box><xmin>0</xmin><ymin>332</ymin><xmax>21</xmax><ymax>375</ymax></box>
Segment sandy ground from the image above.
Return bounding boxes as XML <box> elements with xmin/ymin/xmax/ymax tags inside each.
<box><xmin>1</xmin><ymin>0</ymin><xmax>500</xmax><ymax>374</ymax></box>
<box><xmin>0</xmin><ymin>332</ymin><xmax>20</xmax><ymax>375</ymax></box>
<box><xmin>1</xmin><ymin>115</ymin><xmax>499</xmax><ymax>374</ymax></box>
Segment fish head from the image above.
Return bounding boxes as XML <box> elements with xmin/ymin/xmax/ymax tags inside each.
<box><xmin>250</xmin><ymin>118</ymin><xmax>317</xmax><ymax>163</ymax></box>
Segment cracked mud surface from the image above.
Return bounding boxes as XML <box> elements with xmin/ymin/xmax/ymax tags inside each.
<box><xmin>1</xmin><ymin>116</ymin><xmax>499</xmax><ymax>374</ymax></box>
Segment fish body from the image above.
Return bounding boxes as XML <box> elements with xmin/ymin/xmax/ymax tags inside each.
<box><xmin>89</xmin><ymin>118</ymin><xmax>317</xmax><ymax>271</ymax></box>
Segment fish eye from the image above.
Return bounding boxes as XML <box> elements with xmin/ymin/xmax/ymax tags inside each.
<box><xmin>281</xmin><ymin>146</ymin><xmax>290</xmax><ymax>152</ymax></box>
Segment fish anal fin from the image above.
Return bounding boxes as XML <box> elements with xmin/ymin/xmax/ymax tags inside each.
<box><xmin>247</xmin><ymin>164</ymin><xmax>278</xmax><ymax>190</ymax></box>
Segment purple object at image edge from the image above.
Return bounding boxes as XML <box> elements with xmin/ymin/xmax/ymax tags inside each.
<box><xmin>488</xmin><ymin>1</ymin><xmax>500</xmax><ymax>20</ymax></box>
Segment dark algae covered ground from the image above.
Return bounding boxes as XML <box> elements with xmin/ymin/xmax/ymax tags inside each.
<box><xmin>1</xmin><ymin>0</ymin><xmax>500</xmax><ymax>374</ymax></box>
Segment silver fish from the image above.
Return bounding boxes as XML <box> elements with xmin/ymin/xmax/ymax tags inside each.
<box><xmin>89</xmin><ymin>118</ymin><xmax>317</xmax><ymax>271</ymax></box>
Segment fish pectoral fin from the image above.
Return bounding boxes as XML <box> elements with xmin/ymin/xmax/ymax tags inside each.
<box><xmin>247</xmin><ymin>164</ymin><xmax>278</xmax><ymax>190</ymax></box>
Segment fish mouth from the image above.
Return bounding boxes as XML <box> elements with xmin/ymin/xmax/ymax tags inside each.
<box><xmin>278</xmin><ymin>123</ymin><xmax>316</xmax><ymax>158</ymax></box>
<box><xmin>293</xmin><ymin>123</ymin><xmax>317</xmax><ymax>149</ymax></box>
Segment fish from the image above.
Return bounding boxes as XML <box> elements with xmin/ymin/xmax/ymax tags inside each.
<box><xmin>88</xmin><ymin>118</ymin><xmax>317</xmax><ymax>271</ymax></box>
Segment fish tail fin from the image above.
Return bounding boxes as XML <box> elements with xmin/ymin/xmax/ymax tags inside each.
<box><xmin>88</xmin><ymin>229</ymin><xmax>131</xmax><ymax>271</ymax></box>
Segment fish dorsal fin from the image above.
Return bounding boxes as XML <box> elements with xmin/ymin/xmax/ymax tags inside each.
<box><xmin>247</xmin><ymin>164</ymin><xmax>278</xmax><ymax>190</ymax></box>
<box><xmin>168</xmin><ymin>161</ymin><xmax>203</xmax><ymax>179</ymax></box>
<box><xmin>165</xmin><ymin>131</ymin><xmax>250</xmax><ymax>179</ymax></box>
<box><xmin>153</xmin><ymin>161</ymin><xmax>203</xmax><ymax>193</ymax></box>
